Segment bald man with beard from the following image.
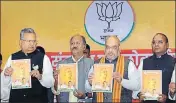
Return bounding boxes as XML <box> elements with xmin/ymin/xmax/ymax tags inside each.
<box><xmin>86</xmin><ymin>35</ymin><xmax>140</xmax><ymax>103</ymax></box>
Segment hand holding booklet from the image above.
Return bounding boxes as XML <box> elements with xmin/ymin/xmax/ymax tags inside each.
<box><xmin>57</xmin><ymin>63</ymin><xmax>78</xmax><ymax>92</ymax></box>
<box><xmin>142</xmin><ymin>70</ymin><xmax>162</xmax><ymax>100</ymax></box>
<box><xmin>92</xmin><ymin>64</ymin><xmax>113</xmax><ymax>92</ymax></box>
<box><xmin>11</xmin><ymin>59</ymin><xmax>31</xmax><ymax>89</ymax></box>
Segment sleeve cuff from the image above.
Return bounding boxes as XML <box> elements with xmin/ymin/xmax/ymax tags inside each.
<box><xmin>51</xmin><ymin>86</ymin><xmax>60</xmax><ymax>95</ymax></box>
<box><xmin>85</xmin><ymin>80</ymin><xmax>92</xmax><ymax>92</ymax></box>
<box><xmin>3</xmin><ymin>75</ymin><xmax>12</xmax><ymax>86</ymax></box>
<box><xmin>39</xmin><ymin>76</ymin><xmax>55</xmax><ymax>88</ymax></box>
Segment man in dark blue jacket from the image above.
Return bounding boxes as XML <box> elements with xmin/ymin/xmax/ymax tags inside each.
<box><xmin>135</xmin><ymin>33</ymin><xmax>175</xmax><ymax>103</ymax></box>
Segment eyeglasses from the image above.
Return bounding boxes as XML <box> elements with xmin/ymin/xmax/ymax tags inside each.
<box><xmin>22</xmin><ymin>39</ymin><xmax>37</xmax><ymax>43</ymax></box>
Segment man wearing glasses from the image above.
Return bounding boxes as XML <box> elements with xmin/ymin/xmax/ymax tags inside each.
<box><xmin>1</xmin><ymin>28</ymin><xmax>54</xmax><ymax>103</ymax></box>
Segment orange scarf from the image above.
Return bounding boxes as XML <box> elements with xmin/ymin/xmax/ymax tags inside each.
<box><xmin>96</xmin><ymin>56</ymin><xmax>125</xmax><ymax>102</ymax></box>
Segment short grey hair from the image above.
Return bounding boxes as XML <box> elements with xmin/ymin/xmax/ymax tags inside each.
<box><xmin>20</xmin><ymin>28</ymin><xmax>36</xmax><ymax>40</ymax></box>
<box><xmin>70</xmin><ymin>34</ymin><xmax>86</xmax><ymax>45</ymax></box>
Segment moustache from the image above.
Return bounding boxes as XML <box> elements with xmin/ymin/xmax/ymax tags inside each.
<box><xmin>108</xmin><ymin>52</ymin><xmax>114</xmax><ymax>55</ymax></box>
<box><xmin>154</xmin><ymin>47</ymin><xmax>160</xmax><ymax>49</ymax></box>
<box><xmin>72</xmin><ymin>47</ymin><xmax>77</xmax><ymax>50</ymax></box>
<box><xmin>29</xmin><ymin>46</ymin><xmax>34</xmax><ymax>48</ymax></box>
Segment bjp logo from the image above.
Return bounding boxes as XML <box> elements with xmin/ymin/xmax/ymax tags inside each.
<box><xmin>96</xmin><ymin>2</ymin><xmax>123</xmax><ymax>30</ymax></box>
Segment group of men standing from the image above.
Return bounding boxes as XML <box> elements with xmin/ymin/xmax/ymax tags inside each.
<box><xmin>1</xmin><ymin>28</ymin><xmax>175</xmax><ymax>103</ymax></box>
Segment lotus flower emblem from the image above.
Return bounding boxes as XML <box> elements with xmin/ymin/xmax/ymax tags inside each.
<box><xmin>96</xmin><ymin>2</ymin><xmax>123</xmax><ymax>29</ymax></box>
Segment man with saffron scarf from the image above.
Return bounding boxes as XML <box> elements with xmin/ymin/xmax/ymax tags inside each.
<box><xmin>85</xmin><ymin>35</ymin><xmax>140</xmax><ymax>102</ymax></box>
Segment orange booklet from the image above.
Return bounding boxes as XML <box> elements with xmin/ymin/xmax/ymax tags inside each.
<box><xmin>142</xmin><ymin>70</ymin><xmax>162</xmax><ymax>100</ymax></box>
<box><xmin>92</xmin><ymin>64</ymin><xmax>113</xmax><ymax>92</ymax></box>
<box><xmin>57</xmin><ymin>63</ymin><xmax>77</xmax><ymax>92</ymax></box>
<box><xmin>11</xmin><ymin>59</ymin><xmax>31</xmax><ymax>89</ymax></box>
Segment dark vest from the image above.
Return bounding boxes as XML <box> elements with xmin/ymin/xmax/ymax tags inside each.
<box><xmin>143</xmin><ymin>53</ymin><xmax>175</xmax><ymax>103</ymax></box>
<box><xmin>9</xmin><ymin>50</ymin><xmax>48</xmax><ymax>103</ymax></box>
<box><xmin>93</xmin><ymin>57</ymin><xmax>132</xmax><ymax>103</ymax></box>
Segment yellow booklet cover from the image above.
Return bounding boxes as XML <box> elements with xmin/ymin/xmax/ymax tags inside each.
<box><xmin>11</xmin><ymin>59</ymin><xmax>31</xmax><ymax>89</ymax></box>
<box><xmin>92</xmin><ymin>64</ymin><xmax>113</xmax><ymax>92</ymax></box>
<box><xmin>57</xmin><ymin>63</ymin><xmax>77</xmax><ymax>92</ymax></box>
<box><xmin>142</xmin><ymin>70</ymin><xmax>162</xmax><ymax>100</ymax></box>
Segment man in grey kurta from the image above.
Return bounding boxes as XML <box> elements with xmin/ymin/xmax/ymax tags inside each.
<box><xmin>52</xmin><ymin>35</ymin><xmax>94</xmax><ymax>102</ymax></box>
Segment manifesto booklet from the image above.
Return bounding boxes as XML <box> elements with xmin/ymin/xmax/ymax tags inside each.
<box><xmin>142</xmin><ymin>70</ymin><xmax>162</xmax><ymax>100</ymax></box>
<box><xmin>11</xmin><ymin>59</ymin><xmax>31</xmax><ymax>89</ymax></box>
<box><xmin>57</xmin><ymin>63</ymin><xmax>77</xmax><ymax>92</ymax></box>
<box><xmin>92</xmin><ymin>64</ymin><xmax>113</xmax><ymax>92</ymax></box>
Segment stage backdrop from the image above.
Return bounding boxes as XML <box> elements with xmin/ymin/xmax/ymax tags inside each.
<box><xmin>1</xmin><ymin>1</ymin><xmax>175</xmax><ymax>68</ymax></box>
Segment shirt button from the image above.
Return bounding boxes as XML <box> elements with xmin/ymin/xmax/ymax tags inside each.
<box><xmin>24</xmin><ymin>94</ymin><xmax>26</xmax><ymax>97</ymax></box>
